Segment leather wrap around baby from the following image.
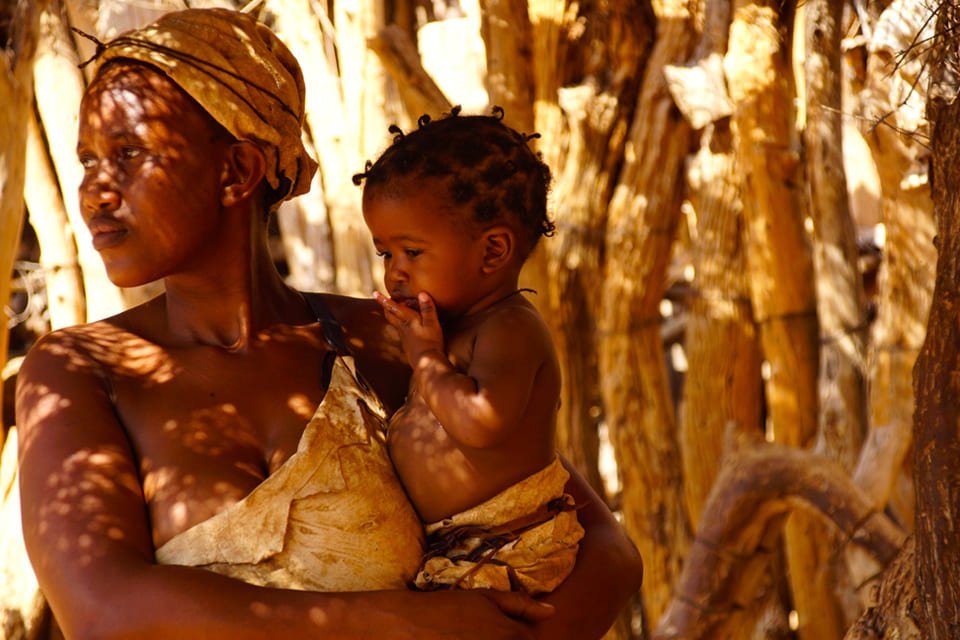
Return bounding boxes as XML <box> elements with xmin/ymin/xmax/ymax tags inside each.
<box><xmin>155</xmin><ymin>355</ymin><xmax>424</xmax><ymax>591</ymax></box>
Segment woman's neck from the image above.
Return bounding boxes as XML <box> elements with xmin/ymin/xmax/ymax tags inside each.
<box><xmin>159</xmin><ymin>215</ymin><xmax>312</xmax><ymax>351</ymax></box>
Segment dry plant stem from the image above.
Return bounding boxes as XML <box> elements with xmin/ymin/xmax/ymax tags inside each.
<box><xmin>804</xmin><ymin>0</ymin><xmax>869</xmax><ymax>629</ymax></box>
<box><xmin>265</xmin><ymin>0</ymin><xmax>350</xmax><ymax>293</ymax></box>
<box><xmin>367</xmin><ymin>25</ymin><xmax>452</xmax><ymax>119</ymax></box>
<box><xmin>681</xmin><ymin>124</ymin><xmax>776</xmax><ymax>640</ymax></box>
<box><xmin>654</xmin><ymin>443</ymin><xmax>907</xmax><ymax>640</ymax></box>
<box><xmin>24</xmin><ymin>111</ymin><xmax>85</xmax><ymax>330</ymax></box>
<box><xmin>677</xmin><ymin>0</ymin><xmax>760</xmax><ymax>529</ymax></box>
<box><xmin>598</xmin><ymin>0</ymin><xmax>695</xmax><ymax>625</ymax></box>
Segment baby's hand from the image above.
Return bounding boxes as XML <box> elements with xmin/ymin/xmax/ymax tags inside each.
<box><xmin>374</xmin><ymin>291</ymin><xmax>446</xmax><ymax>367</ymax></box>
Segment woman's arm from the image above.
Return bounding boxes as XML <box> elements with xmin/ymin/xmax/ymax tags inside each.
<box><xmin>536</xmin><ymin>458</ymin><xmax>644</xmax><ymax>640</ymax></box>
<box><xmin>16</xmin><ymin>330</ymin><xmax>543</xmax><ymax>640</ymax></box>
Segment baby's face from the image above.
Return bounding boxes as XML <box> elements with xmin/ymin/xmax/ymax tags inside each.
<box><xmin>363</xmin><ymin>190</ymin><xmax>487</xmax><ymax>319</ymax></box>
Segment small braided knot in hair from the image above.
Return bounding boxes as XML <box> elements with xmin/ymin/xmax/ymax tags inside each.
<box><xmin>353</xmin><ymin>106</ymin><xmax>555</xmax><ymax>256</ymax></box>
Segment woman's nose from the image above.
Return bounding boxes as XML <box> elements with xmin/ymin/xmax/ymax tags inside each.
<box><xmin>80</xmin><ymin>171</ymin><xmax>121</xmax><ymax>215</ymax></box>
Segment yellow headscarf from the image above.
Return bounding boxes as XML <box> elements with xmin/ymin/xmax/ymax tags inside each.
<box><xmin>94</xmin><ymin>8</ymin><xmax>317</xmax><ymax>204</ymax></box>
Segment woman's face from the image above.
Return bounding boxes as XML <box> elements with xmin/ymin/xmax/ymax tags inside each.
<box><xmin>77</xmin><ymin>62</ymin><xmax>233</xmax><ymax>287</ymax></box>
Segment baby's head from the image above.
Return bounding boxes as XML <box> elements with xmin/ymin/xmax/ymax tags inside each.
<box><xmin>356</xmin><ymin>107</ymin><xmax>554</xmax><ymax>317</ymax></box>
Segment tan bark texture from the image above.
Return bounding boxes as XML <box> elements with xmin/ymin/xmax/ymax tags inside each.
<box><xmin>679</xmin><ymin>122</ymin><xmax>762</xmax><ymax>528</ymax></box>
<box><xmin>478</xmin><ymin>0</ymin><xmax>535</xmax><ymax>133</ymax></box>
<box><xmin>531</xmin><ymin>0</ymin><xmax>653</xmax><ymax>495</ymax></box>
<box><xmin>914</xmin><ymin>7</ymin><xmax>960</xmax><ymax>635</ymax></box>
<box><xmin>726</xmin><ymin>3</ymin><xmax>845</xmax><ymax>639</ymax></box>
<box><xmin>598</xmin><ymin>0</ymin><xmax>695</xmax><ymax>625</ymax></box>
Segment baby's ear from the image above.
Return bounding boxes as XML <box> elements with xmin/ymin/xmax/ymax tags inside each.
<box><xmin>221</xmin><ymin>141</ymin><xmax>267</xmax><ymax>207</ymax></box>
<box><xmin>481</xmin><ymin>226</ymin><xmax>516</xmax><ymax>273</ymax></box>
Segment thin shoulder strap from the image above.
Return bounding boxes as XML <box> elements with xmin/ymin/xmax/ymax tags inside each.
<box><xmin>303</xmin><ymin>293</ymin><xmax>350</xmax><ymax>356</ymax></box>
<box><xmin>303</xmin><ymin>293</ymin><xmax>379</xmax><ymax>398</ymax></box>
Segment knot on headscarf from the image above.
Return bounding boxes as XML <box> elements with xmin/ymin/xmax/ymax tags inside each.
<box><xmin>95</xmin><ymin>8</ymin><xmax>318</xmax><ymax>204</ymax></box>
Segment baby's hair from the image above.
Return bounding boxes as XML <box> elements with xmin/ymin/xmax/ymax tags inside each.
<box><xmin>353</xmin><ymin>106</ymin><xmax>555</xmax><ymax>255</ymax></box>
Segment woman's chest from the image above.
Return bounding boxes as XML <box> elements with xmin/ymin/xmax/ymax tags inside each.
<box><xmin>108</xmin><ymin>342</ymin><xmax>328</xmax><ymax>546</ymax></box>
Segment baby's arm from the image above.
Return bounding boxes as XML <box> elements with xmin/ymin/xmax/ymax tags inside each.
<box><xmin>375</xmin><ymin>291</ymin><xmax>550</xmax><ymax>448</ymax></box>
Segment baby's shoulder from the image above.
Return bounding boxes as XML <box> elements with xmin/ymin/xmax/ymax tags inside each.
<box><xmin>468</xmin><ymin>299</ymin><xmax>555</xmax><ymax>355</ymax></box>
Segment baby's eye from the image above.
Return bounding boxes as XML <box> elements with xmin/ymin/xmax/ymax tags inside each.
<box><xmin>404</xmin><ymin>248</ymin><xmax>422</xmax><ymax>258</ymax></box>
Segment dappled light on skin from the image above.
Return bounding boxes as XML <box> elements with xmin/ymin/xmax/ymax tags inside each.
<box><xmin>77</xmin><ymin>62</ymin><xmax>234</xmax><ymax>289</ymax></box>
<box><xmin>18</xmin><ymin>313</ymin><xmax>336</xmax><ymax>552</ymax></box>
<box><xmin>28</xmin><ymin>444</ymin><xmax>139</xmax><ymax>571</ymax></box>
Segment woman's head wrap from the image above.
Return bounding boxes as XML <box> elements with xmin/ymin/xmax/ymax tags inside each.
<box><xmin>93</xmin><ymin>8</ymin><xmax>317</xmax><ymax>204</ymax></box>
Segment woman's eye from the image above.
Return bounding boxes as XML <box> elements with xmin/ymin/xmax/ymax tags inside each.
<box><xmin>120</xmin><ymin>146</ymin><xmax>143</xmax><ymax>160</ymax></box>
<box><xmin>78</xmin><ymin>154</ymin><xmax>97</xmax><ymax>170</ymax></box>
<box><xmin>376</xmin><ymin>250</ymin><xmax>391</xmax><ymax>259</ymax></box>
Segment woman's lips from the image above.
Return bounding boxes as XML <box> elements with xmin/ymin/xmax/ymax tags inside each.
<box><xmin>88</xmin><ymin>220</ymin><xmax>128</xmax><ymax>250</ymax></box>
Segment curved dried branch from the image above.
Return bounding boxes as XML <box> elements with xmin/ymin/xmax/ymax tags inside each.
<box><xmin>654</xmin><ymin>441</ymin><xmax>906</xmax><ymax>639</ymax></box>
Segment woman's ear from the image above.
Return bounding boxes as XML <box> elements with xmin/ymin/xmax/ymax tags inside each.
<box><xmin>220</xmin><ymin>141</ymin><xmax>267</xmax><ymax>207</ymax></box>
<box><xmin>481</xmin><ymin>226</ymin><xmax>516</xmax><ymax>273</ymax></box>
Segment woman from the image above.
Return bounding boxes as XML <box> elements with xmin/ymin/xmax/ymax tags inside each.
<box><xmin>16</xmin><ymin>9</ymin><xmax>642</xmax><ymax>639</ymax></box>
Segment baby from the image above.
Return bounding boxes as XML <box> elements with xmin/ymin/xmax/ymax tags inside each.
<box><xmin>354</xmin><ymin>107</ymin><xmax>583</xmax><ymax>594</ymax></box>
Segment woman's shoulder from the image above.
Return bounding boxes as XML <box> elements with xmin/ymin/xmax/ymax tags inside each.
<box><xmin>19</xmin><ymin>301</ymin><xmax>160</xmax><ymax>391</ymax></box>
